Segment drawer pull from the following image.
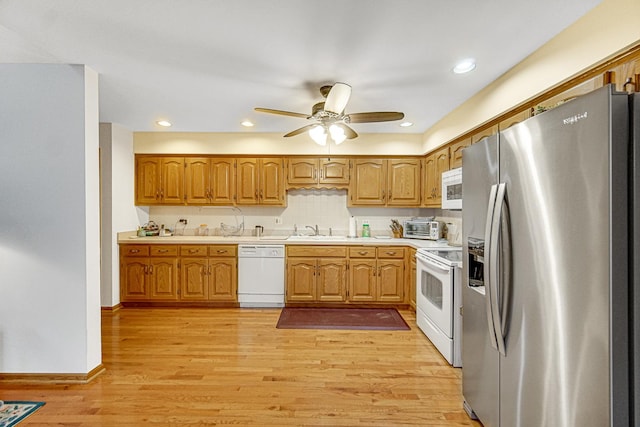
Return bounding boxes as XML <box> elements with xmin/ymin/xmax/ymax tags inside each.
<box><xmin>189</xmin><ymin>249</ymin><xmax>198</xmax><ymax>253</ymax></box>
<box><xmin>385</xmin><ymin>251</ymin><xmax>396</xmax><ymax>255</ymax></box>
<box><xmin>130</xmin><ymin>249</ymin><xmax>139</xmax><ymax>254</ymax></box>
<box><xmin>216</xmin><ymin>250</ymin><xmax>227</xmax><ymax>254</ymax></box>
<box><xmin>358</xmin><ymin>251</ymin><xmax>368</xmax><ymax>255</ymax></box>
<box><xmin>158</xmin><ymin>249</ymin><xmax>168</xmax><ymax>253</ymax></box>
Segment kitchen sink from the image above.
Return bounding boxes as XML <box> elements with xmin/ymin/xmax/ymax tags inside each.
<box><xmin>286</xmin><ymin>235</ymin><xmax>348</xmax><ymax>241</ymax></box>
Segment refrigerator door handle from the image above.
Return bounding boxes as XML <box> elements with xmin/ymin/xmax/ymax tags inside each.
<box><xmin>499</xmin><ymin>187</ymin><xmax>511</xmax><ymax>342</ymax></box>
<box><xmin>490</xmin><ymin>183</ymin><xmax>507</xmax><ymax>356</ymax></box>
<box><xmin>484</xmin><ymin>184</ymin><xmax>499</xmax><ymax>351</ymax></box>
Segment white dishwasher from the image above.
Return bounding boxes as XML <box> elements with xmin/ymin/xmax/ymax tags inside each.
<box><xmin>238</xmin><ymin>245</ymin><xmax>285</xmax><ymax>307</ymax></box>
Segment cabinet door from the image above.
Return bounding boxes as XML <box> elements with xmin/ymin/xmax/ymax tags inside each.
<box><xmin>149</xmin><ymin>258</ymin><xmax>179</xmax><ymax>300</ymax></box>
<box><xmin>387</xmin><ymin>158</ymin><xmax>421</xmax><ymax>206</ymax></box>
<box><xmin>449</xmin><ymin>138</ymin><xmax>471</xmax><ymax>169</ymax></box>
<box><xmin>377</xmin><ymin>259</ymin><xmax>404</xmax><ymax>303</ymax></box>
<box><xmin>210</xmin><ymin>158</ymin><xmax>236</xmax><ymax>205</ymax></box>
<box><xmin>260</xmin><ymin>158</ymin><xmax>285</xmax><ymax>205</ymax></box>
<box><xmin>180</xmin><ymin>258</ymin><xmax>209</xmax><ymax>300</ymax></box>
<box><xmin>161</xmin><ymin>157</ymin><xmax>185</xmax><ymax>204</ymax></box>
<box><xmin>423</xmin><ymin>154</ymin><xmax>437</xmax><ymax>206</ymax></box>
<box><xmin>135</xmin><ymin>157</ymin><xmax>161</xmax><ymax>205</ymax></box>
<box><xmin>236</xmin><ymin>158</ymin><xmax>259</xmax><ymax>205</ymax></box>
<box><xmin>121</xmin><ymin>258</ymin><xmax>149</xmax><ymax>300</ymax></box>
<box><xmin>287</xmin><ymin>158</ymin><xmax>318</xmax><ymax>185</ymax></box>
<box><xmin>317</xmin><ymin>259</ymin><xmax>347</xmax><ymax>302</ymax></box>
<box><xmin>349</xmin><ymin>159</ymin><xmax>386</xmax><ymax>206</ymax></box>
<box><xmin>409</xmin><ymin>250</ymin><xmax>417</xmax><ymax>310</ymax></box>
<box><xmin>319</xmin><ymin>158</ymin><xmax>349</xmax><ymax>185</ymax></box>
<box><xmin>208</xmin><ymin>259</ymin><xmax>237</xmax><ymax>301</ymax></box>
<box><xmin>185</xmin><ymin>158</ymin><xmax>211</xmax><ymax>204</ymax></box>
<box><xmin>286</xmin><ymin>258</ymin><xmax>316</xmax><ymax>302</ymax></box>
<box><xmin>348</xmin><ymin>259</ymin><xmax>376</xmax><ymax>302</ymax></box>
<box><xmin>605</xmin><ymin>58</ymin><xmax>640</xmax><ymax>93</ymax></box>
<box><xmin>433</xmin><ymin>147</ymin><xmax>450</xmax><ymax>204</ymax></box>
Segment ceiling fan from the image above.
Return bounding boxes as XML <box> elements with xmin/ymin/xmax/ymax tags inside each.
<box><xmin>254</xmin><ymin>83</ymin><xmax>405</xmax><ymax>145</ymax></box>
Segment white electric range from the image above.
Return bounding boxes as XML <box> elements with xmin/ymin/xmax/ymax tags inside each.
<box><xmin>415</xmin><ymin>247</ymin><xmax>463</xmax><ymax>367</ymax></box>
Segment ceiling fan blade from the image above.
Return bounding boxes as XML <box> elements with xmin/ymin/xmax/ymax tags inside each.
<box><xmin>283</xmin><ymin>124</ymin><xmax>318</xmax><ymax>138</ymax></box>
<box><xmin>347</xmin><ymin>112</ymin><xmax>405</xmax><ymax>123</ymax></box>
<box><xmin>335</xmin><ymin>123</ymin><xmax>358</xmax><ymax>139</ymax></box>
<box><xmin>254</xmin><ymin>107</ymin><xmax>309</xmax><ymax>119</ymax></box>
<box><xmin>324</xmin><ymin>83</ymin><xmax>352</xmax><ymax>114</ymax></box>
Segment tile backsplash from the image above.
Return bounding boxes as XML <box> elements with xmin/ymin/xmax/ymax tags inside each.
<box><xmin>146</xmin><ymin>189</ymin><xmax>461</xmax><ymax>238</ymax></box>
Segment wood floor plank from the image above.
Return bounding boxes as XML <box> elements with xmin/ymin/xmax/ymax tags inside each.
<box><xmin>0</xmin><ymin>308</ymin><xmax>482</xmax><ymax>426</ymax></box>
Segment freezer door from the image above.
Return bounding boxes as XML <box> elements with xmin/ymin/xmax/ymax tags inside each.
<box><xmin>462</xmin><ymin>134</ymin><xmax>499</xmax><ymax>426</ymax></box>
<box><xmin>498</xmin><ymin>86</ymin><xmax>629</xmax><ymax>426</ymax></box>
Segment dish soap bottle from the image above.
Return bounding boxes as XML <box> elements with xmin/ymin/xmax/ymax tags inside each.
<box><xmin>362</xmin><ymin>221</ymin><xmax>371</xmax><ymax>238</ymax></box>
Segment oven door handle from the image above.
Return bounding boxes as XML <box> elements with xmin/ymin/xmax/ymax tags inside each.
<box><xmin>416</xmin><ymin>254</ymin><xmax>450</xmax><ymax>272</ymax></box>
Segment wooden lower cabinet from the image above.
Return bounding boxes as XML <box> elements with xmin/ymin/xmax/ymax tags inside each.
<box><xmin>286</xmin><ymin>246</ymin><xmax>348</xmax><ymax>303</ymax></box>
<box><xmin>120</xmin><ymin>245</ymin><xmax>179</xmax><ymax>301</ymax></box>
<box><xmin>120</xmin><ymin>244</ymin><xmax>237</xmax><ymax>303</ymax></box>
<box><xmin>286</xmin><ymin>245</ymin><xmax>406</xmax><ymax>305</ymax></box>
<box><xmin>408</xmin><ymin>248</ymin><xmax>417</xmax><ymax>310</ymax></box>
<box><xmin>348</xmin><ymin>246</ymin><xmax>405</xmax><ymax>303</ymax></box>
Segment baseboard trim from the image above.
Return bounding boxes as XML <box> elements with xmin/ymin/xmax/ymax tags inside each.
<box><xmin>101</xmin><ymin>303</ymin><xmax>122</xmax><ymax>312</ymax></box>
<box><xmin>0</xmin><ymin>363</ymin><xmax>106</xmax><ymax>384</ymax></box>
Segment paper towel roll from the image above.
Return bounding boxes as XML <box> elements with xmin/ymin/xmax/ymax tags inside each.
<box><xmin>348</xmin><ymin>216</ymin><xmax>357</xmax><ymax>238</ymax></box>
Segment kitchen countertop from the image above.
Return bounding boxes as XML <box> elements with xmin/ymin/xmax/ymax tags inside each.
<box><xmin>117</xmin><ymin>231</ymin><xmax>456</xmax><ymax>250</ymax></box>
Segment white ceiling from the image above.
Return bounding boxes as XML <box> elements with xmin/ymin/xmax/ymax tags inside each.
<box><xmin>0</xmin><ymin>0</ymin><xmax>600</xmax><ymax>135</ymax></box>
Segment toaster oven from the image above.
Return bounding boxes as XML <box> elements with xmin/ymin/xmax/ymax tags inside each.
<box><xmin>403</xmin><ymin>219</ymin><xmax>442</xmax><ymax>240</ymax></box>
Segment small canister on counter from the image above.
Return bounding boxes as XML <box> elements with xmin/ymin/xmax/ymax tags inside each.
<box><xmin>362</xmin><ymin>221</ymin><xmax>370</xmax><ymax>238</ymax></box>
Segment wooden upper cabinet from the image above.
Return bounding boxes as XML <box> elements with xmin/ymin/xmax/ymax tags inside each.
<box><xmin>260</xmin><ymin>158</ymin><xmax>286</xmax><ymax>205</ymax></box>
<box><xmin>236</xmin><ymin>157</ymin><xmax>285</xmax><ymax>206</ymax></box>
<box><xmin>135</xmin><ymin>156</ymin><xmax>184</xmax><ymax>205</ymax></box>
<box><xmin>604</xmin><ymin>58</ymin><xmax>640</xmax><ymax>93</ymax></box>
<box><xmin>499</xmin><ymin>110</ymin><xmax>532</xmax><ymax>131</ymax></box>
<box><xmin>349</xmin><ymin>159</ymin><xmax>387</xmax><ymax>206</ymax></box>
<box><xmin>185</xmin><ymin>158</ymin><xmax>236</xmax><ymax>205</ymax></box>
<box><xmin>471</xmin><ymin>125</ymin><xmax>499</xmax><ymax>144</ymax></box>
<box><xmin>349</xmin><ymin>158</ymin><xmax>421</xmax><ymax>207</ymax></box>
<box><xmin>287</xmin><ymin>157</ymin><xmax>349</xmax><ymax>188</ymax></box>
<box><xmin>449</xmin><ymin>138</ymin><xmax>471</xmax><ymax>169</ymax></box>
<box><xmin>423</xmin><ymin>147</ymin><xmax>449</xmax><ymax>207</ymax></box>
<box><xmin>387</xmin><ymin>158</ymin><xmax>421</xmax><ymax>206</ymax></box>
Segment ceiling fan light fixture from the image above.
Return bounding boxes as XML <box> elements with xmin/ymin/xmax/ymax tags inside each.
<box><xmin>309</xmin><ymin>125</ymin><xmax>327</xmax><ymax>146</ymax></box>
<box><xmin>324</xmin><ymin>83</ymin><xmax>352</xmax><ymax>114</ymax></box>
<box><xmin>329</xmin><ymin>124</ymin><xmax>347</xmax><ymax>145</ymax></box>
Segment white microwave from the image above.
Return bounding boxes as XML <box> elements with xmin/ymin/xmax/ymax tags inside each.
<box><xmin>441</xmin><ymin>167</ymin><xmax>462</xmax><ymax>210</ymax></box>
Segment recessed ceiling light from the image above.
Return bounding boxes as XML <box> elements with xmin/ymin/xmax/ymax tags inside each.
<box><xmin>453</xmin><ymin>59</ymin><xmax>476</xmax><ymax>74</ymax></box>
<box><xmin>241</xmin><ymin>120</ymin><xmax>254</xmax><ymax>127</ymax></box>
<box><xmin>399</xmin><ymin>121</ymin><xmax>413</xmax><ymax>127</ymax></box>
<box><xmin>156</xmin><ymin>120</ymin><xmax>172</xmax><ymax>127</ymax></box>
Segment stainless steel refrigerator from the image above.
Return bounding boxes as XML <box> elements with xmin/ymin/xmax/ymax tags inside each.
<box><xmin>461</xmin><ymin>85</ymin><xmax>635</xmax><ymax>427</ymax></box>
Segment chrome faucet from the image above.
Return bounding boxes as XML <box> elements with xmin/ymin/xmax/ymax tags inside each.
<box><xmin>305</xmin><ymin>224</ymin><xmax>319</xmax><ymax>236</ymax></box>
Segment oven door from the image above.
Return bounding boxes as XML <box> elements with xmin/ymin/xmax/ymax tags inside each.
<box><xmin>416</xmin><ymin>252</ymin><xmax>453</xmax><ymax>337</ymax></box>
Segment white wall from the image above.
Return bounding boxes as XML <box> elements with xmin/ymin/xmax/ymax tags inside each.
<box><xmin>100</xmin><ymin>123</ymin><xmax>148</xmax><ymax>307</ymax></box>
<box><xmin>422</xmin><ymin>0</ymin><xmax>640</xmax><ymax>151</ymax></box>
<box><xmin>0</xmin><ymin>64</ymin><xmax>101</xmax><ymax>374</ymax></box>
<box><xmin>134</xmin><ymin>132</ymin><xmax>423</xmax><ymax>155</ymax></box>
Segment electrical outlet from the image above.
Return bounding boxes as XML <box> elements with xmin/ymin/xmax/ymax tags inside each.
<box><xmin>275</xmin><ymin>217</ymin><xmax>282</xmax><ymax>225</ymax></box>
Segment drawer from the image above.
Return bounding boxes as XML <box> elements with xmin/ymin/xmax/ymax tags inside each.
<box><xmin>180</xmin><ymin>245</ymin><xmax>208</xmax><ymax>257</ymax></box>
<box><xmin>377</xmin><ymin>247</ymin><xmax>405</xmax><ymax>259</ymax></box>
<box><xmin>121</xmin><ymin>245</ymin><xmax>149</xmax><ymax>257</ymax></box>
<box><xmin>348</xmin><ymin>247</ymin><xmax>376</xmax><ymax>258</ymax></box>
<box><xmin>287</xmin><ymin>245</ymin><xmax>347</xmax><ymax>257</ymax></box>
<box><xmin>150</xmin><ymin>245</ymin><xmax>178</xmax><ymax>256</ymax></box>
<box><xmin>209</xmin><ymin>245</ymin><xmax>237</xmax><ymax>257</ymax></box>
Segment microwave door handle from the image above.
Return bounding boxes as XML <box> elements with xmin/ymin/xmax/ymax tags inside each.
<box><xmin>484</xmin><ymin>184</ymin><xmax>499</xmax><ymax>351</ymax></box>
<box><xmin>490</xmin><ymin>183</ymin><xmax>507</xmax><ymax>356</ymax></box>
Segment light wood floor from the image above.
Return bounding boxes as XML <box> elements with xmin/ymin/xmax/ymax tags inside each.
<box><xmin>1</xmin><ymin>308</ymin><xmax>482</xmax><ymax>426</ymax></box>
